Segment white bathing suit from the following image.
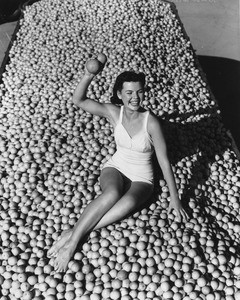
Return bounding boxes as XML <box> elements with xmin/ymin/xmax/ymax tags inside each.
<box><xmin>102</xmin><ymin>106</ymin><xmax>154</xmax><ymax>184</ymax></box>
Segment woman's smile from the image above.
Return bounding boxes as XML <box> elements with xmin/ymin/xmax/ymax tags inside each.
<box><xmin>117</xmin><ymin>81</ymin><xmax>144</xmax><ymax>110</ymax></box>
<box><xmin>129</xmin><ymin>99</ymin><xmax>140</xmax><ymax>108</ymax></box>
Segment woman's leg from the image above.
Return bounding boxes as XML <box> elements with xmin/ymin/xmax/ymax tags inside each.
<box><xmin>48</xmin><ymin>168</ymin><xmax>124</xmax><ymax>271</ymax></box>
<box><xmin>94</xmin><ymin>180</ymin><xmax>153</xmax><ymax>230</ymax></box>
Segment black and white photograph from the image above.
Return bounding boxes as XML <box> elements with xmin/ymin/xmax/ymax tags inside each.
<box><xmin>0</xmin><ymin>0</ymin><xmax>240</xmax><ymax>299</ymax></box>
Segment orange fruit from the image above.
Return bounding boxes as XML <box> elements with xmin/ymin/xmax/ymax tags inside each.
<box><xmin>86</xmin><ymin>59</ymin><xmax>101</xmax><ymax>75</ymax></box>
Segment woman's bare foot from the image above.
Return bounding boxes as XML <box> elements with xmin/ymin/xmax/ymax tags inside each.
<box><xmin>47</xmin><ymin>229</ymin><xmax>72</xmax><ymax>258</ymax></box>
<box><xmin>53</xmin><ymin>239</ymin><xmax>77</xmax><ymax>272</ymax></box>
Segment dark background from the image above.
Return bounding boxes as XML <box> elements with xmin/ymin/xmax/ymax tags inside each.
<box><xmin>198</xmin><ymin>56</ymin><xmax>240</xmax><ymax>152</ymax></box>
<box><xmin>0</xmin><ymin>0</ymin><xmax>39</xmax><ymax>23</ymax></box>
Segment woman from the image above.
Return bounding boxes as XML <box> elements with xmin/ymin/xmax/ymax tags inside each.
<box><xmin>47</xmin><ymin>62</ymin><xmax>188</xmax><ymax>272</ymax></box>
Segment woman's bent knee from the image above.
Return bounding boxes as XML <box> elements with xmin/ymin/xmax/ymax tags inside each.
<box><xmin>101</xmin><ymin>188</ymin><xmax>122</xmax><ymax>207</ymax></box>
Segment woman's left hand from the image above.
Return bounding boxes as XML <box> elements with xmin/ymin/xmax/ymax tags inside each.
<box><xmin>168</xmin><ymin>199</ymin><xmax>189</xmax><ymax>222</ymax></box>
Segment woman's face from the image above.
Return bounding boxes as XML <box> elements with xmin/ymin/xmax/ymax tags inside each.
<box><xmin>117</xmin><ymin>81</ymin><xmax>144</xmax><ymax>111</ymax></box>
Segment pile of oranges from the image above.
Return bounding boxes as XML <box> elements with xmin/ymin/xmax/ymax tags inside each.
<box><xmin>0</xmin><ymin>0</ymin><xmax>240</xmax><ymax>299</ymax></box>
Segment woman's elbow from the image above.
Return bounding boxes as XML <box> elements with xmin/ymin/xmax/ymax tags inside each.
<box><xmin>72</xmin><ymin>96</ymin><xmax>82</xmax><ymax>107</ymax></box>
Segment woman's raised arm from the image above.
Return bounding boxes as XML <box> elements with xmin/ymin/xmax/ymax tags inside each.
<box><xmin>72</xmin><ymin>56</ymin><xmax>115</xmax><ymax>119</ymax></box>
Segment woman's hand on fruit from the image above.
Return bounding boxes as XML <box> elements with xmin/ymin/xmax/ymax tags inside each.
<box><xmin>168</xmin><ymin>198</ymin><xmax>189</xmax><ymax>222</ymax></box>
<box><xmin>84</xmin><ymin>66</ymin><xmax>95</xmax><ymax>78</ymax></box>
<box><xmin>85</xmin><ymin>53</ymin><xmax>107</xmax><ymax>76</ymax></box>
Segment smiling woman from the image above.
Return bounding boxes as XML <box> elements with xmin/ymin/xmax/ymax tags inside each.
<box><xmin>121</xmin><ymin>82</ymin><xmax>143</xmax><ymax>110</ymax></box>
<box><xmin>110</xmin><ymin>71</ymin><xmax>145</xmax><ymax>106</ymax></box>
<box><xmin>102</xmin><ymin>74</ymin><xmax>154</xmax><ymax>184</ymax></box>
<box><xmin>47</xmin><ymin>55</ymin><xmax>188</xmax><ymax>272</ymax></box>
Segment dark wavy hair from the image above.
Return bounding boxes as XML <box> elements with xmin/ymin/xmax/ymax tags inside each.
<box><xmin>110</xmin><ymin>71</ymin><xmax>146</xmax><ymax>105</ymax></box>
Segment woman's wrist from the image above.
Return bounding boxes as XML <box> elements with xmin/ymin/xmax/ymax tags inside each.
<box><xmin>84</xmin><ymin>71</ymin><xmax>95</xmax><ymax>80</ymax></box>
<box><xmin>170</xmin><ymin>193</ymin><xmax>180</xmax><ymax>203</ymax></box>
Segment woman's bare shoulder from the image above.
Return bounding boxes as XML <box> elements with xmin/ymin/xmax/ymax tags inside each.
<box><xmin>147</xmin><ymin>112</ymin><xmax>164</xmax><ymax>134</ymax></box>
<box><xmin>148</xmin><ymin>111</ymin><xmax>161</xmax><ymax>124</ymax></box>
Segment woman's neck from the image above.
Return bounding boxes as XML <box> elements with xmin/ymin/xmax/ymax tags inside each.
<box><xmin>123</xmin><ymin>105</ymin><xmax>143</xmax><ymax>120</ymax></box>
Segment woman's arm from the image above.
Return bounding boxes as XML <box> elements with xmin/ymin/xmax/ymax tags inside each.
<box><xmin>148</xmin><ymin>114</ymin><xmax>188</xmax><ymax>221</ymax></box>
<box><xmin>72</xmin><ymin>67</ymin><xmax>116</xmax><ymax>120</ymax></box>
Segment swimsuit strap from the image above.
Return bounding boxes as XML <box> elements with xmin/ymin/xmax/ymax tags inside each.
<box><xmin>119</xmin><ymin>106</ymin><xmax>124</xmax><ymax>123</ymax></box>
<box><xmin>144</xmin><ymin>111</ymin><xmax>150</xmax><ymax>132</ymax></box>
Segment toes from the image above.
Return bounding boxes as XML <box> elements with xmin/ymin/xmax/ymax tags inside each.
<box><xmin>54</xmin><ymin>259</ymin><xmax>59</xmax><ymax>271</ymax></box>
<box><xmin>47</xmin><ymin>248</ymin><xmax>56</xmax><ymax>258</ymax></box>
<box><xmin>47</xmin><ymin>249</ymin><xmax>53</xmax><ymax>257</ymax></box>
<box><xmin>54</xmin><ymin>259</ymin><xmax>66</xmax><ymax>273</ymax></box>
<box><xmin>53</xmin><ymin>253</ymin><xmax>66</xmax><ymax>272</ymax></box>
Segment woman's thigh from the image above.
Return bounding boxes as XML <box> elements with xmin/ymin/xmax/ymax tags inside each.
<box><xmin>93</xmin><ymin>181</ymin><xmax>153</xmax><ymax>230</ymax></box>
<box><xmin>113</xmin><ymin>181</ymin><xmax>153</xmax><ymax>217</ymax></box>
<box><xmin>100</xmin><ymin>167</ymin><xmax>125</xmax><ymax>196</ymax></box>
<box><xmin>105</xmin><ymin>180</ymin><xmax>153</xmax><ymax>215</ymax></box>
<box><xmin>124</xmin><ymin>181</ymin><xmax>153</xmax><ymax>204</ymax></box>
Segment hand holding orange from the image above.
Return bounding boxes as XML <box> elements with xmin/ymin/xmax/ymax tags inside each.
<box><xmin>86</xmin><ymin>53</ymin><xmax>107</xmax><ymax>75</ymax></box>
